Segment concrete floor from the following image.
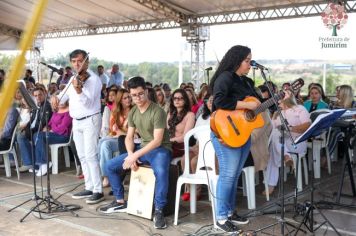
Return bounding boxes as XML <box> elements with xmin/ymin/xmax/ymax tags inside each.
<box><xmin>1</xmin><ymin>157</ymin><xmax>356</xmax><ymax>236</ymax></box>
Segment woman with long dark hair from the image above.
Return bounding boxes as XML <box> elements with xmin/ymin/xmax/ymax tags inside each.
<box><xmin>98</xmin><ymin>88</ymin><xmax>132</xmax><ymax>187</ymax></box>
<box><xmin>210</xmin><ymin>45</ymin><xmax>261</xmax><ymax>233</ymax></box>
<box><xmin>181</xmin><ymin>93</ymin><xmax>213</xmax><ymax>201</ymax></box>
<box><xmin>167</xmin><ymin>89</ymin><xmax>195</xmax><ymax>159</ymax></box>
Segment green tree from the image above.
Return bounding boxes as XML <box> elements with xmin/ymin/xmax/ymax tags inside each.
<box><xmin>317</xmin><ymin>73</ymin><xmax>337</xmax><ymax>95</ymax></box>
<box><xmin>0</xmin><ymin>54</ymin><xmax>15</xmax><ymax>72</ymax></box>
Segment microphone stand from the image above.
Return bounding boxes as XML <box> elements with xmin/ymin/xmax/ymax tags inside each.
<box><xmin>206</xmin><ymin>69</ymin><xmax>210</xmax><ymax>84</ymax></box>
<box><xmin>254</xmin><ymin>69</ymin><xmax>300</xmax><ymax>235</ymax></box>
<box><xmin>8</xmin><ymin>93</ymin><xmax>43</xmax><ymax>220</ymax></box>
<box><xmin>37</xmin><ymin>67</ymin><xmax>79</xmax><ymax>217</ymax></box>
<box><xmin>9</xmin><ymin>68</ymin><xmax>78</xmax><ymax>222</ymax></box>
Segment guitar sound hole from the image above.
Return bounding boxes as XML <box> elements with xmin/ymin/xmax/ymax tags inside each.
<box><xmin>245</xmin><ymin>110</ymin><xmax>256</xmax><ymax>121</ymax></box>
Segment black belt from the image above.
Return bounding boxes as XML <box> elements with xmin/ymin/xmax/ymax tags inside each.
<box><xmin>76</xmin><ymin>112</ymin><xmax>100</xmax><ymax>121</ymax></box>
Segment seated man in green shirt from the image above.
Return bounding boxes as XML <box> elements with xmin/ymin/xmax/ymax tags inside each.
<box><xmin>99</xmin><ymin>76</ymin><xmax>172</xmax><ymax>229</ymax></box>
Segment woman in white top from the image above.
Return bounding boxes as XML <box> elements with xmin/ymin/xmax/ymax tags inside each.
<box><xmin>100</xmin><ymin>88</ymin><xmax>118</xmax><ymax>138</ymax></box>
<box><xmin>265</xmin><ymin>92</ymin><xmax>311</xmax><ymax>195</ymax></box>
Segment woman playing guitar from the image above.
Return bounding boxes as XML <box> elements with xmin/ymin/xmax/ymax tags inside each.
<box><xmin>210</xmin><ymin>45</ymin><xmax>261</xmax><ymax>233</ymax></box>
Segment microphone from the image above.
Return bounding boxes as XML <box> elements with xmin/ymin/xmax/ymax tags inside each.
<box><xmin>40</xmin><ymin>62</ymin><xmax>60</xmax><ymax>73</ymax></box>
<box><xmin>205</xmin><ymin>67</ymin><xmax>213</xmax><ymax>71</ymax></box>
<box><xmin>250</xmin><ymin>60</ymin><xmax>268</xmax><ymax>71</ymax></box>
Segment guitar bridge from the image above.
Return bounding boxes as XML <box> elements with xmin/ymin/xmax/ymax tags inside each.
<box><xmin>227</xmin><ymin>115</ymin><xmax>240</xmax><ymax>136</ymax></box>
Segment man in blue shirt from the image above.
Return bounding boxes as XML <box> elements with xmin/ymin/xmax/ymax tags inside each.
<box><xmin>107</xmin><ymin>64</ymin><xmax>124</xmax><ymax>87</ymax></box>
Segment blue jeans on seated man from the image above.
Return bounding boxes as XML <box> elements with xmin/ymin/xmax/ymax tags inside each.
<box><xmin>98</xmin><ymin>137</ymin><xmax>119</xmax><ymax>176</ymax></box>
<box><xmin>34</xmin><ymin>132</ymin><xmax>70</xmax><ymax>166</ymax></box>
<box><xmin>17</xmin><ymin>132</ymin><xmax>33</xmax><ymax>166</ymax></box>
<box><xmin>105</xmin><ymin>146</ymin><xmax>172</xmax><ymax>210</ymax></box>
<box><xmin>210</xmin><ymin>132</ymin><xmax>251</xmax><ymax>221</ymax></box>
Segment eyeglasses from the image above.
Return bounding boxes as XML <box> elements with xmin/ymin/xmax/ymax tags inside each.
<box><xmin>173</xmin><ymin>97</ymin><xmax>184</xmax><ymax>101</ymax></box>
<box><xmin>131</xmin><ymin>91</ymin><xmax>145</xmax><ymax>99</ymax></box>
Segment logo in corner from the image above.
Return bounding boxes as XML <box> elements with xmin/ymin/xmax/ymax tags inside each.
<box><xmin>321</xmin><ymin>2</ymin><xmax>348</xmax><ymax>36</ymax></box>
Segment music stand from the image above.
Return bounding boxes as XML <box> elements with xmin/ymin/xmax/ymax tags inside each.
<box><xmin>8</xmin><ymin>81</ymin><xmax>43</xmax><ymax>219</ymax></box>
<box><xmin>318</xmin><ymin>116</ymin><xmax>356</xmax><ymax>210</ymax></box>
<box><xmin>293</xmin><ymin>109</ymin><xmax>346</xmax><ymax>236</ymax></box>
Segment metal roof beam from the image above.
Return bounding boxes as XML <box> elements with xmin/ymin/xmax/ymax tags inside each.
<box><xmin>0</xmin><ymin>23</ymin><xmax>22</xmax><ymax>38</ymax></box>
<box><xmin>132</xmin><ymin>0</ymin><xmax>188</xmax><ymax>23</ymax></box>
<box><xmin>37</xmin><ymin>1</ymin><xmax>356</xmax><ymax>39</ymax></box>
<box><xmin>37</xmin><ymin>20</ymin><xmax>181</xmax><ymax>39</ymax></box>
<box><xmin>196</xmin><ymin>2</ymin><xmax>356</xmax><ymax>26</ymax></box>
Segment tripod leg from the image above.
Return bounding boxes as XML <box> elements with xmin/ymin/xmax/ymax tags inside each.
<box><xmin>293</xmin><ymin>205</ymin><xmax>312</xmax><ymax>236</ymax></box>
<box><xmin>8</xmin><ymin>198</ymin><xmax>33</xmax><ymax>212</ymax></box>
<box><xmin>19</xmin><ymin>199</ymin><xmax>46</xmax><ymax>223</ymax></box>
<box><xmin>313</xmin><ymin>207</ymin><xmax>341</xmax><ymax>236</ymax></box>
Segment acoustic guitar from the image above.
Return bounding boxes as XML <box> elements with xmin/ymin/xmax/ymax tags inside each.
<box><xmin>210</xmin><ymin>78</ymin><xmax>304</xmax><ymax>148</ymax></box>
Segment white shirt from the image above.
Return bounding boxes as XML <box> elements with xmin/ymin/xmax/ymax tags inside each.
<box><xmin>98</xmin><ymin>73</ymin><xmax>109</xmax><ymax>86</ymax></box>
<box><xmin>59</xmin><ymin>69</ymin><xmax>102</xmax><ymax>119</ymax></box>
<box><xmin>100</xmin><ymin>106</ymin><xmax>110</xmax><ymax>138</ymax></box>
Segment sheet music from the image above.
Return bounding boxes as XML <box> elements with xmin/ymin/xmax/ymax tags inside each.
<box><xmin>341</xmin><ymin>109</ymin><xmax>356</xmax><ymax>118</ymax></box>
<box><xmin>17</xmin><ymin>80</ymin><xmax>38</xmax><ymax>111</ymax></box>
<box><xmin>295</xmin><ymin>109</ymin><xmax>346</xmax><ymax>144</ymax></box>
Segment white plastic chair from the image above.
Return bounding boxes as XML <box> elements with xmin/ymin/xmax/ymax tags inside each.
<box><xmin>50</xmin><ymin>131</ymin><xmax>74</xmax><ymax>174</ymax></box>
<box><xmin>241</xmin><ymin>166</ymin><xmax>256</xmax><ymax>209</ymax></box>
<box><xmin>174</xmin><ymin>125</ymin><xmax>218</xmax><ymax>228</ymax></box>
<box><xmin>284</xmin><ymin>152</ymin><xmax>308</xmax><ymax>192</ymax></box>
<box><xmin>307</xmin><ymin>131</ymin><xmax>331</xmax><ymax>179</ymax></box>
<box><xmin>254</xmin><ymin>170</ymin><xmax>270</xmax><ymax>202</ymax></box>
<box><xmin>307</xmin><ymin>110</ymin><xmax>332</xmax><ymax>178</ymax></box>
<box><xmin>0</xmin><ymin>126</ymin><xmax>20</xmax><ymax>180</ymax></box>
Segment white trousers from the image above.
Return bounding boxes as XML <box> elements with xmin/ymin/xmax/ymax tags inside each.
<box><xmin>266</xmin><ymin>128</ymin><xmax>306</xmax><ymax>187</ymax></box>
<box><xmin>73</xmin><ymin>113</ymin><xmax>102</xmax><ymax>193</ymax></box>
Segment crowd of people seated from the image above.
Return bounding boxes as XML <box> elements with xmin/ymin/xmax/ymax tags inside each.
<box><xmin>0</xmin><ymin>60</ymin><xmax>355</xmax><ymax>231</ymax></box>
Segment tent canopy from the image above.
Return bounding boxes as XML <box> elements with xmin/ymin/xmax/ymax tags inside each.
<box><xmin>2</xmin><ymin>0</ymin><xmax>356</xmax><ymax>41</ymax></box>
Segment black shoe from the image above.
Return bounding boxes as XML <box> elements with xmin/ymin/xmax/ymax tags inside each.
<box><xmin>99</xmin><ymin>200</ymin><xmax>127</xmax><ymax>214</ymax></box>
<box><xmin>228</xmin><ymin>213</ymin><xmax>249</xmax><ymax>225</ymax></box>
<box><xmin>153</xmin><ymin>209</ymin><xmax>167</xmax><ymax>229</ymax></box>
<box><xmin>72</xmin><ymin>190</ymin><xmax>93</xmax><ymax>199</ymax></box>
<box><xmin>86</xmin><ymin>192</ymin><xmax>105</xmax><ymax>204</ymax></box>
<box><xmin>216</xmin><ymin>220</ymin><xmax>242</xmax><ymax>233</ymax></box>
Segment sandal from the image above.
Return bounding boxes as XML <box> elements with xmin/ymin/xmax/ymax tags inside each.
<box><xmin>182</xmin><ymin>192</ymin><xmax>190</xmax><ymax>201</ymax></box>
<box><xmin>181</xmin><ymin>192</ymin><xmax>202</xmax><ymax>201</ymax></box>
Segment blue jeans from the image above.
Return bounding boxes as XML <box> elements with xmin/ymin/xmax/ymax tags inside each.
<box><xmin>210</xmin><ymin>132</ymin><xmax>251</xmax><ymax>221</ymax></box>
<box><xmin>98</xmin><ymin>137</ymin><xmax>119</xmax><ymax>176</ymax></box>
<box><xmin>34</xmin><ymin>132</ymin><xmax>70</xmax><ymax>165</ymax></box>
<box><xmin>17</xmin><ymin>132</ymin><xmax>32</xmax><ymax>166</ymax></box>
<box><xmin>105</xmin><ymin>146</ymin><xmax>172</xmax><ymax>210</ymax></box>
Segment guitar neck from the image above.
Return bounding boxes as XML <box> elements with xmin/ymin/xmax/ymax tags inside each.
<box><xmin>254</xmin><ymin>92</ymin><xmax>285</xmax><ymax>115</ymax></box>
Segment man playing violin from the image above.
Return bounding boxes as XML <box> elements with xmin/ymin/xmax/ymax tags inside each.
<box><xmin>51</xmin><ymin>49</ymin><xmax>104</xmax><ymax>204</ymax></box>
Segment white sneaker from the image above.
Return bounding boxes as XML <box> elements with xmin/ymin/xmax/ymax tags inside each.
<box><xmin>36</xmin><ymin>162</ymin><xmax>52</xmax><ymax>177</ymax></box>
<box><xmin>29</xmin><ymin>168</ymin><xmax>38</xmax><ymax>173</ymax></box>
<box><xmin>19</xmin><ymin>165</ymin><xmax>32</xmax><ymax>172</ymax></box>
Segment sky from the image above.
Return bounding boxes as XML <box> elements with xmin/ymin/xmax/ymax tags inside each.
<box><xmin>38</xmin><ymin>14</ymin><xmax>356</xmax><ymax>64</ymax></box>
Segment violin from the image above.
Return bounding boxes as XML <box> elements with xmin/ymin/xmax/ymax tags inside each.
<box><xmin>75</xmin><ymin>69</ymin><xmax>90</xmax><ymax>88</ymax></box>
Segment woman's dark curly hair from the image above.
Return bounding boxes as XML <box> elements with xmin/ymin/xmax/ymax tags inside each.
<box><xmin>168</xmin><ymin>89</ymin><xmax>191</xmax><ymax>138</ymax></box>
<box><xmin>209</xmin><ymin>45</ymin><xmax>251</xmax><ymax>94</ymax></box>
